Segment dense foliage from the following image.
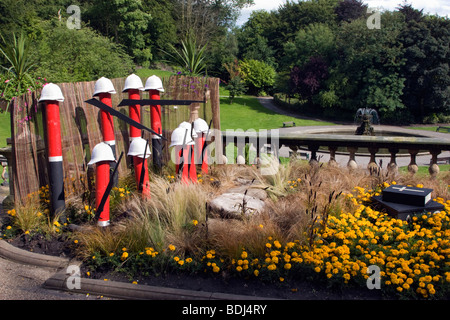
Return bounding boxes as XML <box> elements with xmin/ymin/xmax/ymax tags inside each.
<box><xmin>0</xmin><ymin>0</ymin><xmax>448</xmax><ymax>123</ymax></box>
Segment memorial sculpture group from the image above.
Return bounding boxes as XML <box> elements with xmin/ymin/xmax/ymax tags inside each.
<box><xmin>39</xmin><ymin>75</ymin><xmax>210</xmax><ymax>227</ymax></box>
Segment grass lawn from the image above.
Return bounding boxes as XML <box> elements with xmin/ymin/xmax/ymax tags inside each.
<box><xmin>399</xmin><ymin>164</ymin><xmax>450</xmax><ymax>177</ymax></box>
<box><xmin>0</xmin><ymin>112</ymin><xmax>10</xmax><ymax>148</ymax></box>
<box><xmin>220</xmin><ymin>95</ymin><xmax>335</xmax><ymax>130</ymax></box>
<box><xmin>407</xmin><ymin>126</ymin><xmax>450</xmax><ymax>133</ymax></box>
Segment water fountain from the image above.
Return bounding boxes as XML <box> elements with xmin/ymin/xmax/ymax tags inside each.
<box><xmin>354</xmin><ymin>107</ymin><xmax>380</xmax><ymax>136</ymax></box>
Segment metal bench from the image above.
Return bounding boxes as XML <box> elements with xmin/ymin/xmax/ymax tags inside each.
<box><xmin>282</xmin><ymin>121</ymin><xmax>296</xmax><ymax>127</ymax></box>
<box><xmin>436</xmin><ymin>126</ymin><xmax>450</xmax><ymax>133</ymax></box>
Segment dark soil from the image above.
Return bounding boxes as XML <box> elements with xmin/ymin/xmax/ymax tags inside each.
<box><xmin>5</xmin><ymin>233</ymin><xmax>386</xmax><ymax>300</ymax></box>
<box><xmin>7</xmin><ymin>233</ymin><xmax>73</xmax><ymax>257</ymax></box>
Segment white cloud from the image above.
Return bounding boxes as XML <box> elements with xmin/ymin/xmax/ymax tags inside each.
<box><xmin>236</xmin><ymin>0</ymin><xmax>449</xmax><ymax>26</ymax></box>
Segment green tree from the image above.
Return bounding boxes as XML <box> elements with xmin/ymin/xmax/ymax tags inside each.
<box><xmin>34</xmin><ymin>20</ymin><xmax>134</xmax><ymax>82</ymax></box>
<box><xmin>175</xmin><ymin>0</ymin><xmax>254</xmax><ymax>46</ymax></box>
<box><xmin>270</xmin><ymin>0</ymin><xmax>339</xmax><ymax>61</ymax></box>
<box><xmin>326</xmin><ymin>12</ymin><xmax>406</xmax><ymax>122</ymax></box>
<box><xmin>85</xmin><ymin>0</ymin><xmax>152</xmax><ymax>66</ymax></box>
<box><xmin>208</xmin><ymin>30</ymin><xmax>239</xmax><ymax>79</ymax></box>
<box><xmin>398</xmin><ymin>5</ymin><xmax>450</xmax><ymax>122</ymax></box>
<box><xmin>334</xmin><ymin>0</ymin><xmax>367</xmax><ymax>23</ymax></box>
<box><xmin>239</xmin><ymin>59</ymin><xmax>276</xmax><ymax>96</ymax></box>
<box><xmin>282</xmin><ymin>23</ymin><xmax>336</xmax><ymax>71</ymax></box>
<box><xmin>143</xmin><ymin>0</ymin><xmax>178</xmax><ymax>62</ymax></box>
<box><xmin>237</xmin><ymin>10</ymin><xmax>277</xmax><ymax>68</ymax></box>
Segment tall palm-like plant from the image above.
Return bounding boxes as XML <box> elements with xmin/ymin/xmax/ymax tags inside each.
<box><xmin>0</xmin><ymin>32</ymin><xmax>37</xmax><ymax>107</ymax></box>
<box><xmin>162</xmin><ymin>35</ymin><xmax>207</xmax><ymax>76</ymax></box>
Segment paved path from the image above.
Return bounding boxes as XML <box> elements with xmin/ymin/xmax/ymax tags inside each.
<box><xmin>0</xmin><ymin>256</ymin><xmax>97</xmax><ymax>300</ymax></box>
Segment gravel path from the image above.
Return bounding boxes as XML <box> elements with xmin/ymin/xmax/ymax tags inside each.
<box><xmin>0</xmin><ymin>256</ymin><xmax>96</xmax><ymax>300</ymax></box>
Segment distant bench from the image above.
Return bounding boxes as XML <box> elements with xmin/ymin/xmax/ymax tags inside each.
<box><xmin>282</xmin><ymin>121</ymin><xmax>296</xmax><ymax>127</ymax></box>
<box><xmin>436</xmin><ymin>126</ymin><xmax>450</xmax><ymax>133</ymax></box>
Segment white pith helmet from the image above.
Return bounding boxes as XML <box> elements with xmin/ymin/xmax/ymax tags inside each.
<box><xmin>127</xmin><ymin>137</ymin><xmax>151</xmax><ymax>158</ymax></box>
<box><xmin>122</xmin><ymin>74</ymin><xmax>144</xmax><ymax>92</ymax></box>
<box><xmin>193</xmin><ymin>118</ymin><xmax>209</xmax><ymax>133</ymax></box>
<box><xmin>38</xmin><ymin>83</ymin><xmax>64</xmax><ymax>102</ymax></box>
<box><xmin>178</xmin><ymin>121</ymin><xmax>198</xmax><ymax>138</ymax></box>
<box><xmin>93</xmin><ymin>77</ymin><xmax>117</xmax><ymax>97</ymax></box>
<box><xmin>169</xmin><ymin>127</ymin><xmax>195</xmax><ymax>148</ymax></box>
<box><xmin>88</xmin><ymin>142</ymin><xmax>116</xmax><ymax>165</ymax></box>
<box><xmin>144</xmin><ymin>75</ymin><xmax>164</xmax><ymax>92</ymax></box>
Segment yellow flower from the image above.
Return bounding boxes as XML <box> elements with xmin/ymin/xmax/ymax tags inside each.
<box><xmin>212</xmin><ymin>265</ymin><xmax>220</xmax><ymax>273</ymax></box>
<box><xmin>279</xmin><ymin>277</ymin><xmax>284</xmax><ymax>282</ymax></box>
<box><xmin>274</xmin><ymin>240</ymin><xmax>282</xmax><ymax>249</ymax></box>
<box><xmin>241</xmin><ymin>251</ymin><xmax>248</xmax><ymax>259</ymax></box>
<box><xmin>186</xmin><ymin>258</ymin><xmax>193</xmax><ymax>263</ymax></box>
<box><xmin>236</xmin><ymin>266</ymin><xmax>243</xmax><ymax>272</ymax></box>
<box><xmin>267</xmin><ymin>264</ymin><xmax>277</xmax><ymax>271</ymax></box>
<box><xmin>192</xmin><ymin>220</ymin><xmax>198</xmax><ymax>226</ymax></box>
<box><xmin>284</xmin><ymin>263</ymin><xmax>292</xmax><ymax>270</ymax></box>
<box><xmin>6</xmin><ymin>226</ymin><xmax>11</xmax><ymax>230</ymax></box>
<box><xmin>174</xmin><ymin>256</ymin><xmax>180</xmax><ymax>262</ymax></box>
<box><xmin>121</xmin><ymin>252</ymin><xmax>128</xmax><ymax>261</ymax></box>
<box><xmin>254</xmin><ymin>270</ymin><xmax>259</xmax><ymax>277</ymax></box>
<box><xmin>178</xmin><ymin>260</ymin><xmax>184</xmax><ymax>266</ymax></box>
<box><xmin>168</xmin><ymin>244</ymin><xmax>176</xmax><ymax>251</ymax></box>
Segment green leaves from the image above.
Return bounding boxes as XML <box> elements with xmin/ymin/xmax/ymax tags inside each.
<box><xmin>239</xmin><ymin>59</ymin><xmax>276</xmax><ymax>96</ymax></box>
<box><xmin>0</xmin><ymin>32</ymin><xmax>38</xmax><ymax>106</ymax></box>
<box><xmin>162</xmin><ymin>35</ymin><xmax>208</xmax><ymax>76</ymax></box>
<box><xmin>34</xmin><ymin>22</ymin><xmax>134</xmax><ymax>83</ymax></box>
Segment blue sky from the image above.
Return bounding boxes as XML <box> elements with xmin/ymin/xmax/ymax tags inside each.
<box><xmin>236</xmin><ymin>0</ymin><xmax>450</xmax><ymax>25</ymax></box>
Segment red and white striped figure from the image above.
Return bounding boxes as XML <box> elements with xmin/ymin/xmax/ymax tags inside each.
<box><xmin>193</xmin><ymin>118</ymin><xmax>209</xmax><ymax>175</ymax></box>
<box><xmin>178</xmin><ymin>121</ymin><xmax>197</xmax><ymax>183</ymax></box>
<box><xmin>93</xmin><ymin>77</ymin><xmax>117</xmax><ymax>155</ymax></box>
<box><xmin>127</xmin><ymin>137</ymin><xmax>151</xmax><ymax>199</ymax></box>
<box><xmin>122</xmin><ymin>74</ymin><xmax>144</xmax><ymax>142</ymax></box>
<box><xmin>39</xmin><ymin>83</ymin><xmax>65</xmax><ymax>216</ymax></box>
<box><xmin>88</xmin><ymin>142</ymin><xmax>116</xmax><ymax>227</ymax></box>
<box><xmin>145</xmin><ymin>75</ymin><xmax>164</xmax><ymax>170</ymax></box>
<box><xmin>170</xmin><ymin>127</ymin><xmax>195</xmax><ymax>184</ymax></box>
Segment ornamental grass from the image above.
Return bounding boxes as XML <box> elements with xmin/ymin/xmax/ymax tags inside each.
<box><xmin>2</xmin><ymin>159</ymin><xmax>450</xmax><ymax>299</ymax></box>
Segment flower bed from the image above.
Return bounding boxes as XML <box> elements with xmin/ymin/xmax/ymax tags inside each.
<box><xmin>1</xmin><ymin>162</ymin><xmax>449</xmax><ymax>299</ymax></box>
<box><xmin>77</xmin><ymin>178</ymin><xmax>450</xmax><ymax>299</ymax></box>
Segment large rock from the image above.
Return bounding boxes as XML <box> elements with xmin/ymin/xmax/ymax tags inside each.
<box><xmin>225</xmin><ymin>186</ymin><xmax>267</xmax><ymax>201</ymax></box>
<box><xmin>208</xmin><ymin>192</ymin><xmax>265</xmax><ymax>219</ymax></box>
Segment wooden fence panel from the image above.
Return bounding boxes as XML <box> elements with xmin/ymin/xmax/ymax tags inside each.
<box><xmin>10</xmin><ymin>75</ymin><xmax>220</xmax><ymax>202</ymax></box>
